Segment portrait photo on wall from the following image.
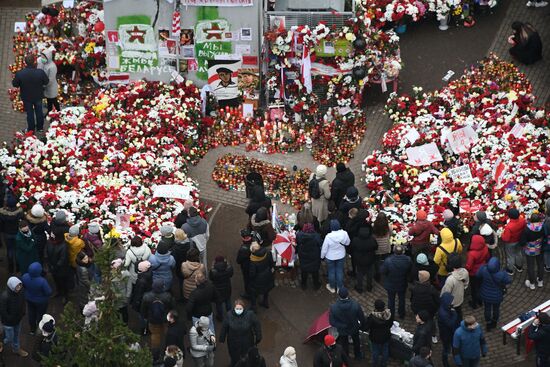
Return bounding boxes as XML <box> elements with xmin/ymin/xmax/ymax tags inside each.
<box><xmin>207</xmin><ymin>59</ymin><xmax>242</xmax><ymax>108</ymax></box>
<box><xmin>158</xmin><ymin>28</ymin><xmax>169</xmax><ymax>46</ymax></box>
<box><xmin>180</xmin><ymin>29</ymin><xmax>194</xmax><ymax>46</ymax></box>
<box><xmin>238</xmin><ymin>68</ymin><xmax>259</xmax><ymax>104</ymax></box>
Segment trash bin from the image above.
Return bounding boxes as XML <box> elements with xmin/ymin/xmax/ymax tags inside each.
<box><xmin>245</xmin><ymin>172</ymin><xmax>264</xmax><ymax>199</ymax></box>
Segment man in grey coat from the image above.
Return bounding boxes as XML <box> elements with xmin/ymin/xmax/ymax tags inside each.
<box><xmin>37</xmin><ymin>47</ymin><xmax>59</xmax><ymax>116</ymax></box>
<box><xmin>12</xmin><ymin>55</ymin><xmax>49</xmax><ymax>133</ymax></box>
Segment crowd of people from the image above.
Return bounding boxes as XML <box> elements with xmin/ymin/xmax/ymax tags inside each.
<box><xmin>0</xmin><ymin>160</ymin><xmax>549</xmax><ymax>367</ymax></box>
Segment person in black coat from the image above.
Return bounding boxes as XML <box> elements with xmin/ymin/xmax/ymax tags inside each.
<box><xmin>509</xmin><ymin>21</ymin><xmax>542</xmax><ymax>65</ymax></box>
<box><xmin>236</xmin><ymin>229</ymin><xmax>253</xmax><ymax>298</ymax></box>
<box><xmin>248</xmin><ymin>243</ymin><xmax>274</xmax><ymax>310</ymax></box>
<box><xmin>331</xmin><ymin>163</ymin><xmax>355</xmax><ymax>210</ymax></box>
<box><xmin>364</xmin><ymin>299</ymin><xmax>393</xmax><ymax>367</ymax></box>
<box><xmin>314</xmin><ymin>334</ymin><xmax>350</xmax><ymax>367</ymax></box>
<box><xmin>381</xmin><ymin>245</ymin><xmax>412</xmax><ymax>319</ymax></box>
<box><xmin>234</xmin><ymin>346</ymin><xmax>266</xmax><ymax>367</ymax></box>
<box><xmin>165</xmin><ymin>310</ymin><xmax>186</xmax><ymax>358</ymax></box>
<box><xmin>413</xmin><ymin>310</ymin><xmax>433</xmax><ymax>355</ymax></box>
<box><xmin>186</xmin><ymin>272</ymin><xmax>219</xmax><ymax>322</ymax></box>
<box><xmin>0</xmin><ymin>277</ymin><xmax>28</xmax><ymax>356</ymax></box>
<box><xmin>130</xmin><ymin>260</ymin><xmax>153</xmax><ymax>333</ymax></box>
<box><xmin>410</xmin><ymin>271</ymin><xmax>440</xmax><ymax>317</ymax></box>
<box><xmin>351</xmin><ymin>225</ymin><xmax>378</xmax><ymax>293</ymax></box>
<box><xmin>26</xmin><ymin>205</ymin><xmax>50</xmax><ymax>265</ymax></box>
<box><xmin>0</xmin><ymin>195</ymin><xmax>24</xmax><ymax>273</ymax></box>
<box><xmin>320</xmin><ymin>201</ymin><xmax>345</xmax><ymax>238</ymax></box>
<box><xmin>11</xmin><ymin>55</ymin><xmax>49</xmax><ymax>132</ymax></box>
<box><xmin>219</xmin><ymin>300</ymin><xmax>262</xmax><ymax>367</ymax></box>
<box><xmin>296</xmin><ymin>223</ymin><xmax>322</xmax><ymax>290</ymax></box>
<box><xmin>329</xmin><ymin>288</ymin><xmax>366</xmax><ymax>359</ymax></box>
<box><xmin>209</xmin><ymin>255</ymin><xmax>234</xmax><ymax>321</ymax></box>
<box><xmin>45</xmin><ymin>229</ymin><xmax>72</xmax><ymax>303</ymax></box>
<box><xmin>410</xmin><ymin>253</ymin><xmax>439</xmax><ymax>284</ymax></box>
<box><xmin>528</xmin><ymin>312</ymin><xmax>550</xmax><ymax>367</ymax></box>
<box><xmin>339</xmin><ymin>187</ymin><xmax>362</xmax><ymax>227</ymax></box>
<box><xmin>245</xmin><ymin>185</ymin><xmax>272</xmax><ymax>218</ymax></box>
<box><xmin>345</xmin><ymin>208</ymin><xmax>370</xmax><ymax>278</ymax></box>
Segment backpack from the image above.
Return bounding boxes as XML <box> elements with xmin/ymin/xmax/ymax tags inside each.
<box><xmin>308</xmin><ymin>177</ymin><xmax>325</xmax><ymax>200</ymax></box>
<box><xmin>149</xmin><ymin>297</ymin><xmax>166</xmax><ymax>324</ymax></box>
<box><xmin>129</xmin><ymin>248</ymin><xmax>143</xmax><ymax>275</ymax></box>
<box><xmin>438</xmin><ymin>239</ymin><xmax>459</xmax><ymax>273</ymax></box>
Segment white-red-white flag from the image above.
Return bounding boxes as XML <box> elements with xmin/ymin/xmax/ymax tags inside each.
<box><xmin>172</xmin><ymin>11</ymin><xmax>181</xmax><ymax>37</ymax></box>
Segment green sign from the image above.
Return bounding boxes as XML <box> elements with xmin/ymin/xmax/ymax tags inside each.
<box><xmin>314</xmin><ymin>39</ymin><xmax>352</xmax><ymax>58</ymax></box>
<box><xmin>194</xmin><ymin>7</ymin><xmax>232</xmax><ymax>80</ymax></box>
<box><xmin>116</xmin><ymin>15</ymin><xmax>159</xmax><ymax>73</ymax></box>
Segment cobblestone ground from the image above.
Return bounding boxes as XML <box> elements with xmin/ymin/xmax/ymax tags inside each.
<box><xmin>0</xmin><ymin>1</ymin><xmax>548</xmax><ymax>366</ymax></box>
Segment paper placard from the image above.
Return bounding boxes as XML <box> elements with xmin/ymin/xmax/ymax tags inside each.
<box><xmin>63</xmin><ymin>0</ymin><xmax>75</xmax><ymax>8</ymax></box>
<box><xmin>242</xmin><ymin>103</ymin><xmax>254</xmax><ymax>117</ymax></box>
<box><xmin>235</xmin><ymin>44</ymin><xmax>251</xmax><ymax>55</ymax></box>
<box><xmin>448</xmin><ymin>126</ymin><xmax>478</xmax><ymax>154</ymax></box>
<box><xmin>338</xmin><ymin>106</ymin><xmax>352</xmax><ymax>116</ymax></box>
<box><xmin>171</xmin><ymin>70</ymin><xmax>184</xmax><ymax>84</ymax></box>
<box><xmin>153</xmin><ymin>185</ymin><xmax>192</xmax><ymax>200</ymax></box>
<box><xmin>447</xmin><ymin>165</ymin><xmax>473</xmax><ymax>182</ymax></box>
<box><xmin>510</xmin><ymin>123</ymin><xmax>524</xmax><ymax>138</ymax></box>
<box><xmin>530</xmin><ymin>181</ymin><xmax>546</xmax><ymax>192</ymax></box>
<box><xmin>405</xmin><ymin>143</ymin><xmax>443</xmax><ymax>166</ymax></box>
<box><xmin>404</xmin><ymin>128</ymin><xmax>421</xmax><ymax>144</ymax></box>
<box><xmin>14</xmin><ymin>22</ymin><xmax>26</xmax><ymax>32</ymax></box>
<box><xmin>459</xmin><ymin>199</ymin><xmax>482</xmax><ymax>213</ymax></box>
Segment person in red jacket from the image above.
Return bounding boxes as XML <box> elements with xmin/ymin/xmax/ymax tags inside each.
<box><xmin>408</xmin><ymin>210</ymin><xmax>439</xmax><ymax>257</ymax></box>
<box><xmin>501</xmin><ymin>208</ymin><xmax>527</xmax><ymax>275</ymax></box>
<box><xmin>465</xmin><ymin>235</ymin><xmax>490</xmax><ymax>309</ymax></box>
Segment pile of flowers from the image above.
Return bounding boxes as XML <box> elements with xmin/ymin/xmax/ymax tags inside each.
<box><xmin>358</xmin><ymin>0</ymin><xmax>427</xmax><ymax>29</ymax></box>
<box><xmin>212</xmin><ymin>154</ymin><xmax>311</xmax><ymax>208</ymax></box>
<box><xmin>0</xmin><ymin>79</ymin><xmax>207</xmax><ymax>246</ymax></box>
<box><xmin>363</xmin><ymin>54</ymin><xmax>550</xmax><ymax>244</ymax></box>
<box><xmin>8</xmin><ymin>1</ymin><xmax>106</xmax><ymax>111</ymax></box>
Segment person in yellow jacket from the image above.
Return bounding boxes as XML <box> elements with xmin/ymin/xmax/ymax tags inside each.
<box><xmin>434</xmin><ymin>228</ymin><xmax>463</xmax><ymax>279</ymax></box>
<box><xmin>65</xmin><ymin>225</ymin><xmax>84</xmax><ymax>268</ymax></box>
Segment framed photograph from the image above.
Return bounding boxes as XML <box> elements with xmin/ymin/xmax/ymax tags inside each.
<box><xmin>240</xmin><ymin>28</ymin><xmax>252</xmax><ymax>41</ymax></box>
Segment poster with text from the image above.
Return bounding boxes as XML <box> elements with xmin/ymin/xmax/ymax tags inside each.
<box><xmin>117</xmin><ymin>15</ymin><xmax>159</xmax><ymax>73</ymax></box>
<box><xmin>208</xmin><ymin>59</ymin><xmax>241</xmax><ymax>108</ymax></box>
<box><xmin>194</xmin><ymin>12</ymin><xmax>232</xmax><ymax>79</ymax></box>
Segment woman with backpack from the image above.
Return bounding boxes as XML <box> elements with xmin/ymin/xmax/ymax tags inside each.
<box><xmin>476</xmin><ymin>257</ymin><xmax>511</xmax><ymax>330</ymax></box>
<box><xmin>434</xmin><ymin>228</ymin><xmax>463</xmax><ymax>285</ymax></box>
<box><xmin>309</xmin><ymin>165</ymin><xmax>331</xmax><ymax>223</ymax></box>
<box><xmin>124</xmin><ymin>236</ymin><xmax>151</xmax><ymax>298</ymax></box>
<box><xmin>189</xmin><ymin>316</ymin><xmax>216</xmax><ymax>367</ymax></box>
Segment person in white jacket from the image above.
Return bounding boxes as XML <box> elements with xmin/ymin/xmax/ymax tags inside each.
<box><xmin>37</xmin><ymin>47</ymin><xmax>59</xmax><ymax>116</ymax></box>
<box><xmin>279</xmin><ymin>346</ymin><xmax>298</xmax><ymax>367</ymax></box>
<box><xmin>321</xmin><ymin>219</ymin><xmax>351</xmax><ymax>293</ymax></box>
<box><xmin>124</xmin><ymin>236</ymin><xmax>152</xmax><ymax>298</ymax></box>
<box><xmin>189</xmin><ymin>316</ymin><xmax>216</xmax><ymax>367</ymax></box>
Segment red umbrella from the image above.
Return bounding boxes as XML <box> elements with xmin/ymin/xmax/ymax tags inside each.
<box><xmin>304</xmin><ymin>310</ymin><xmax>331</xmax><ymax>343</ymax></box>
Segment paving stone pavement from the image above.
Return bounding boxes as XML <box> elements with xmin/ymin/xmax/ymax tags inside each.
<box><xmin>489</xmin><ymin>1</ymin><xmax>550</xmax><ymax>106</ymax></box>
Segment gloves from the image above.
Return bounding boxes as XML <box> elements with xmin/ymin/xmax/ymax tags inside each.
<box><xmin>206</xmin><ymin>345</ymin><xmax>215</xmax><ymax>351</ymax></box>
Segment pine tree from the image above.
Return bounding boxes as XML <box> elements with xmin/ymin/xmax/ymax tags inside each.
<box><xmin>42</xmin><ymin>237</ymin><xmax>152</xmax><ymax>367</ymax></box>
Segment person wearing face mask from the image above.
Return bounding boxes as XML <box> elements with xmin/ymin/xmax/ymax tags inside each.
<box><xmin>452</xmin><ymin>315</ymin><xmax>487</xmax><ymax>367</ymax></box>
<box><xmin>219</xmin><ymin>299</ymin><xmax>262</xmax><ymax>367</ymax></box>
<box><xmin>189</xmin><ymin>316</ymin><xmax>216</xmax><ymax>367</ymax></box>
<box><xmin>165</xmin><ymin>310</ymin><xmax>186</xmax><ymax>358</ymax></box>
<box><xmin>37</xmin><ymin>47</ymin><xmax>59</xmax><ymax>117</ymax></box>
<box><xmin>0</xmin><ymin>277</ymin><xmax>28</xmax><ymax>357</ymax></box>
<box><xmin>279</xmin><ymin>346</ymin><xmax>298</xmax><ymax>367</ymax></box>
<box><xmin>15</xmin><ymin>220</ymin><xmax>39</xmax><ymax>274</ymax></box>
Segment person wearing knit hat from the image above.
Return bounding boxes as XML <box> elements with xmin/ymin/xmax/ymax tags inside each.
<box><xmin>338</xmin><ymin>186</ymin><xmax>362</xmax><ymax>228</ymax></box>
<box><xmin>411</xmin><ymin>252</ymin><xmax>438</xmax><ymax>283</ymax></box>
<box><xmin>443</xmin><ymin>208</ymin><xmax>462</xmax><ymax>239</ymax></box>
<box><xmin>37</xmin><ymin>314</ymin><xmax>57</xmax><ymax>359</ymax></box>
<box><xmin>158</xmin><ymin>222</ymin><xmax>175</xmax><ymax>254</ymax></box>
<box><xmin>0</xmin><ymin>197</ymin><xmax>24</xmax><ymax>273</ymax></box>
<box><xmin>189</xmin><ymin>315</ymin><xmax>216</xmax><ymax>366</ymax></box>
<box><xmin>0</xmin><ymin>276</ymin><xmax>28</xmax><ymax>357</ymax></box>
<box><xmin>314</xmin><ymin>332</ymin><xmax>349</xmax><ymax>367</ymax></box>
<box><xmin>417</xmin><ymin>253</ymin><xmax>429</xmax><ymax>266</ymax></box>
<box><xmin>413</xmin><ymin>310</ymin><xmax>433</xmax><ymax>355</ymax></box>
<box><xmin>65</xmin><ymin>224</ymin><xmax>84</xmax><ymax>268</ymax></box>
<box><xmin>88</xmin><ymin>221</ymin><xmax>100</xmax><ymax>234</ymax></box>
<box><xmin>26</xmin><ymin>203</ymin><xmax>49</xmax><ymax>264</ymax></box>
<box><xmin>410</xmin><ymin>270</ymin><xmax>440</xmax><ymax>344</ymax></box>
<box><xmin>149</xmin><ymin>238</ymin><xmax>176</xmax><ymax>292</ymax></box>
<box><xmin>82</xmin><ymin>221</ymin><xmax>103</xmax><ymax>261</ymax></box>
<box><xmin>172</xmin><ymin>228</ymin><xmax>193</xmax><ymax>300</ymax></box>
<box><xmin>409</xmin><ymin>209</ymin><xmax>439</xmax><ymax>257</ymax></box>
<box><xmin>310</xmin><ymin>164</ymin><xmax>332</xmax><ymax>223</ymax></box>
<box><xmin>501</xmin><ymin>208</ymin><xmax>527</xmax><ymax>275</ymax></box>
<box><xmin>279</xmin><ymin>346</ymin><xmax>298</xmax><ymax>367</ymax></box>
<box><xmin>329</xmin><ymin>287</ymin><xmax>365</xmax><ymax>359</ymax></box>
<box><xmin>38</xmin><ymin>314</ymin><xmax>55</xmax><ymax>336</ymax></box>
<box><xmin>182</xmin><ymin>207</ymin><xmax>210</xmax><ymax>268</ymax></box>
